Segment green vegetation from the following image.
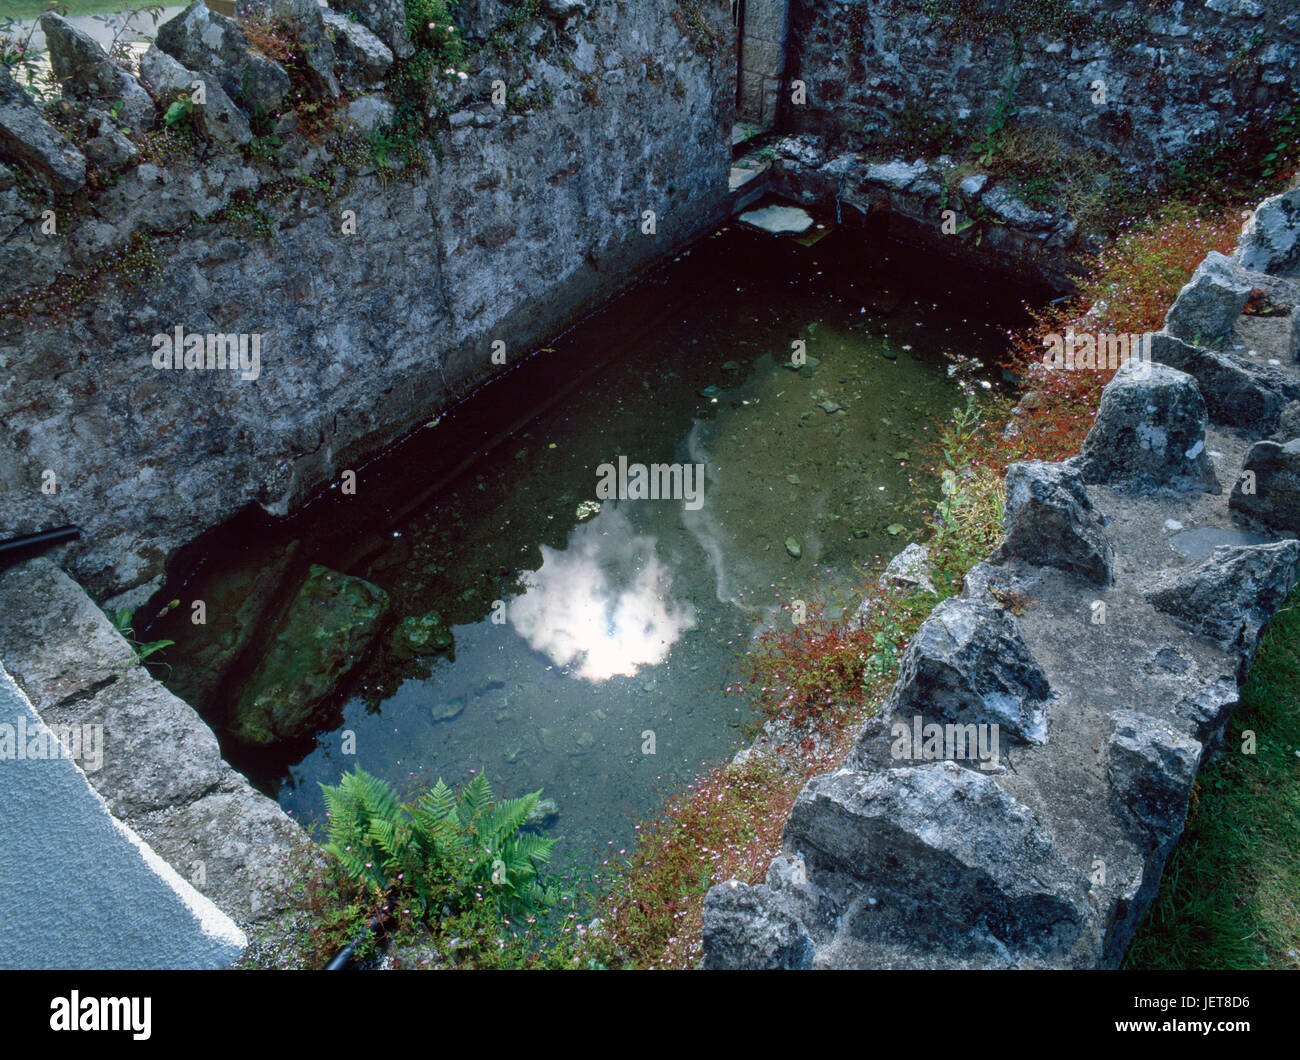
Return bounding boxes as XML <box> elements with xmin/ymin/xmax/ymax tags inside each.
<box><xmin>249</xmin><ymin>766</ymin><xmax>574</xmax><ymax>968</ymax></box>
<box><xmin>1126</xmin><ymin>593</ymin><xmax>1300</xmax><ymax>969</ymax></box>
<box><xmin>320</xmin><ymin>766</ymin><xmax>559</xmax><ymax>922</ymax></box>
<box><xmin>107</xmin><ymin>603</ymin><xmax>176</xmax><ymax>665</ymax></box>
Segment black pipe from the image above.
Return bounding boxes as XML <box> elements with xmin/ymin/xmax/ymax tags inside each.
<box><xmin>324</xmin><ymin>913</ymin><xmax>386</xmax><ymax>970</ymax></box>
<box><xmin>0</xmin><ymin>526</ymin><xmax>81</xmax><ymax>569</ymax></box>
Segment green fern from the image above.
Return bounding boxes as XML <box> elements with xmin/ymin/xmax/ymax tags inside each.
<box><xmin>318</xmin><ymin>766</ymin><xmax>559</xmax><ymax>926</ymax></box>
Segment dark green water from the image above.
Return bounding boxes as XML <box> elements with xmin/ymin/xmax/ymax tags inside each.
<box><xmin>144</xmin><ymin>220</ymin><xmax>1038</xmax><ymax>862</ymax></box>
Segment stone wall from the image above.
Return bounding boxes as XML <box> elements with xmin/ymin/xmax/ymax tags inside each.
<box><xmin>737</xmin><ymin>0</ymin><xmax>791</xmax><ymax>126</ymax></box>
<box><xmin>701</xmin><ymin>181</ymin><xmax>1300</xmax><ymax>969</ymax></box>
<box><xmin>0</xmin><ymin>0</ymin><xmax>735</xmax><ymax>601</ymax></box>
<box><xmin>782</xmin><ymin>0</ymin><xmax>1300</xmax><ymax>166</ymax></box>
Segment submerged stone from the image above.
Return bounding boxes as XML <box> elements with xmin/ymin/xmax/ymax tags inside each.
<box><xmin>229</xmin><ymin>564</ymin><xmax>389</xmax><ymax>746</ymax></box>
<box><xmin>391</xmin><ymin>609</ymin><xmax>454</xmax><ymax>661</ymax></box>
<box><xmin>739</xmin><ymin>204</ymin><xmax>815</xmax><ymax>235</ymax></box>
<box><xmin>785</xmin><ymin>537</ymin><xmax>802</xmax><ymax>558</ymax></box>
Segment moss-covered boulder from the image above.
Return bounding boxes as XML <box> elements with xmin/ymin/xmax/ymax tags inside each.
<box><xmin>229</xmin><ymin>564</ymin><xmax>389</xmax><ymax>746</ymax></box>
<box><xmin>390</xmin><ymin>610</ymin><xmax>454</xmax><ymax>661</ymax></box>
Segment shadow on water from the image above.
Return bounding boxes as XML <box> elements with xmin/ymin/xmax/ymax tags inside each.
<box><xmin>142</xmin><ymin>220</ymin><xmax>1048</xmax><ymax>862</ymax></box>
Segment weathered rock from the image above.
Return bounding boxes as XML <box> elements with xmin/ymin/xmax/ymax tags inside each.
<box><xmin>1148</xmin><ymin>331</ymin><xmax>1290</xmax><ymax>435</ymax></box>
<box><xmin>39</xmin><ymin>13</ymin><xmax>155</xmax><ymax>131</ymax></box>
<box><xmin>133</xmin><ymin>781</ymin><xmax>312</xmax><ymax>926</ymax></box>
<box><xmin>455</xmin><ymin>0</ymin><xmax>508</xmax><ymax>39</ymax></box>
<box><xmin>785</xmin><ymin>763</ymin><xmax>1084</xmax><ymax>956</ymax></box>
<box><xmin>0</xmin><ymin>559</ymin><xmax>136</xmax><ymax>710</ymax></box>
<box><xmin>139</xmin><ymin>46</ymin><xmax>252</xmax><ymax>148</ymax></box>
<box><xmin>881</xmin><ymin>541</ymin><xmax>935</xmax><ymax>593</ymax></box>
<box><xmin>1146</xmin><ymin>540</ymin><xmax>1300</xmax><ymax>658</ymax></box>
<box><xmin>863</xmin><ymin>159</ymin><xmax>928</xmax><ymax>193</ymax></box>
<box><xmin>322</xmin><ymin>8</ymin><xmax>393</xmax><ymax>91</ymax></box>
<box><xmin>523</xmin><ymin>796</ymin><xmax>559</xmax><ymax>831</ymax></box>
<box><xmin>38</xmin><ymin>667</ymin><xmax>225</xmax><ymax>818</ymax></box>
<box><xmin>1230</xmin><ymin>438</ymin><xmax>1300</xmax><ymax>532</ymax></box>
<box><xmin>81</xmin><ymin>109</ymin><xmax>140</xmax><ymax>170</ymax></box>
<box><xmin>873</xmin><ymin>594</ymin><xmax>1050</xmax><ymax>746</ymax></box>
<box><xmin>995</xmin><ymin>459</ymin><xmax>1113</xmax><ymax>586</ymax></box>
<box><xmin>1076</xmin><ymin>360</ymin><xmax>1219</xmax><ymax>494</ymax></box>
<box><xmin>390</xmin><ymin>608</ymin><xmax>454</xmax><ymax>660</ymax></box>
<box><xmin>1108</xmin><ymin>712</ymin><xmax>1201</xmax><ymax>854</ymax></box>
<box><xmin>1272</xmin><ymin>399</ymin><xmax>1300</xmax><ymax>442</ymax></box>
<box><xmin>265</xmin><ymin>0</ymin><xmax>340</xmax><ymax>99</ymax></box>
<box><xmin>980</xmin><ymin>183</ymin><xmax>1056</xmax><ymax>231</ymax></box>
<box><xmin>1292</xmin><ymin>305</ymin><xmax>1300</xmax><ymax>363</ymax></box>
<box><xmin>544</xmin><ymin>0</ymin><xmax>589</xmax><ymax>18</ymax></box>
<box><xmin>155</xmin><ymin>1</ymin><xmax>292</xmax><ymax>115</ymax></box>
<box><xmin>852</xmin><ymin>542</ymin><xmax>936</xmax><ymax>628</ymax></box>
<box><xmin>229</xmin><ymin>564</ymin><xmax>390</xmax><ymax>745</ymax></box>
<box><xmin>1163</xmin><ymin>251</ymin><xmax>1252</xmax><ymax>343</ymax></box>
<box><xmin>0</xmin><ymin>65</ymin><xmax>86</xmax><ymax>194</ymax></box>
<box><xmin>701</xmin><ymin>880</ymin><xmax>815</xmax><ymax>970</ymax></box>
<box><xmin>1236</xmin><ymin>186</ymin><xmax>1300</xmax><ymax>276</ymax></box>
<box><xmin>331</xmin><ymin>0</ymin><xmax>415</xmax><ymax>60</ymax></box>
<box><xmin>345</xmin><ymin>93</ymin><xmax>395</xmax><ymax>133</ymax></box>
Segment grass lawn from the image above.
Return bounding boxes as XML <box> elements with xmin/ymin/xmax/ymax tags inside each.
<box><xmin>1126</xmin><ymin>584</ymin><xmax>1300</xmax><ymax>969</ymax></box>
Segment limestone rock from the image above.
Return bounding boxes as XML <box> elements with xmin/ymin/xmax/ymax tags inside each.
<box><xmin>785</xmin><ymin>763</ymin><xmax>1084</xmax><ymax>955</ymax></box>
<box><xmin>1076</xmin><ymin>360</ymin><xmax>1220</xmax><ymax>494</ymax></box>
<box><xmin>139</xmin><ymin>46</ymin><xmax>252</xmax><ymax>149</ymax></box>
<box><xmin>455</xmin><ymin>0</ymin><xmax>508</xmax><ymax>39</ymax></box>
<box><xmin>1108</xmin><ymin>713</ymin><xmax>1201</xmax><ymax>854</ymax></box>
<box><xmin>1236</xmin><ymin>186</ymin><xmax>1300</xmax><ymax>275</ymax></box>
<box><xmin>0</xmin><ymin>65</ymin><xmax>86</xmax><ymax>194</ymax></box>
<box><xmin>0</xmin><ymin>558</ymin><xmax>136</xmax><ymax>710</ymax></box>
<box><xmin>229</xmin><ymin>564</ymin><xmax>390</xmax><ymax>745</ymax></box>
<box><xmin>701</xmin><ymin>880</ymin><xmax>815</xmax><ymax>970</ymax></box>
<box><xmin>523</xmin><ymin>796</ymin><xmax>560</xmax><ymax>831</ymax></box>
<box><xmin>1272</xmin><ymin>399</ymin><xmax>1300</xmax><ymax>442</ymax></box>
<box><xmin>39</xmin><ymin>13</ymin><xmax>155</xmax><ymax>131</ymax></box>
<box><xmin>980</xmin><ymin>183</ymin><xmax>1056</xmax><ymax>231</ymax></box>
<box><xmin>345</xmin><ymin>93</ymin><xmax>395</xmax><ymax>133</ymax></box>
<box><xmin>1163</xmin><ymin>251</ymin><xmax>1252</xmax><ymax>343</ymax></box>
<box><xmin>544</xmin><ymin>0</ymin><xmax>588</xmax><ymax>17</ymax></box>
<box><xmin>38</xmin><ymin>667</ymin><xmax>226</xmax><ymax>818</ymax></box>
<box><xmin>264</xmin><ymin>0</ymin><xmax>340</xmax><ymax>99</ymax></box>
<box><xmin>322</xmin><ymin>8</ymin><xmax>393</xmax><ymax>91</ymax></box>
<box><xmin>331</xmin><ymin>0</ymin><xmax>415</xmax><ymax>60</ymax></box>
<box><xmin>1231</xmin><ymin>438</ymin><xmax>1300</xmax><ymax>532</ymax></box>
<box><xmin>873</xmin><ymin>594</ymin><xmax>1051</xmax><ymax>746</ymax></box>
<box><xmin>155</xmin><ymin>1</ymin><xmax>292</xmax><ymax>115</ymax></box>
<box><xmin>996</xmin><ymin>459</ymin><xmax>1113</xmax><ymax>586</ymax></box>
<box><xmin>1146</xmin><ymin>540</ymin><xmax>1300</xmax><ymax>658</ymax></box>
<box><xmin>82</xmin><ymin>109</ymin><xmax>141</xmax><ymax>170</ymax></box>
<box><xmin>863</xmin><ymin>159</ymin><xmax>928</xmax><ymax>193</ymax></box>
<box><xmin>1148</xmin><ymin>331</ymin><xmax>1290</xmax><ymax>435</ymax></box>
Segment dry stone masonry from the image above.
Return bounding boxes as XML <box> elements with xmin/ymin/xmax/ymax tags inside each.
<box><xmin>703</xmin><ymin>176</ymin><xmax>1300</xmax><ymax>969</ymax></box>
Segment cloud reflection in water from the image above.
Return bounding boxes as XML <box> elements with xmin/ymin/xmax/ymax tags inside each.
<box><xmin>508</xmin><ymin>505</ymin><xmax>696</xmax><ymax>681</ymax></box>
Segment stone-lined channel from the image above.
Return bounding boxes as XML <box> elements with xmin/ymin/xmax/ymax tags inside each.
<box><xmin>141</xmin><ymin>220</ymin><xmax>1041</xmax><ymax>862</ymax></box>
